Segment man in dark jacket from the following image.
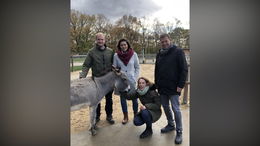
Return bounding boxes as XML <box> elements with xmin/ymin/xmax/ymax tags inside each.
<box><xmin>155</xmin><ymin>34</ymin><xmax>188</xmax><ymax>144</ymax></box>
<box><xmin>79</xmin><ymin>32</ymin><xmax>115</xmax><ymax>124</ymax></box>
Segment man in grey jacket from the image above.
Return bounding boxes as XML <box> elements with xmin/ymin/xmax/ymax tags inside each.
<box><xmin>79</xmin><ymin>32</ymin><xmax>115</xmax><ymax>124</ymax></box>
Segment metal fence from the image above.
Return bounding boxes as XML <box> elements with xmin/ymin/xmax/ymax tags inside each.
<box><xmin>70</xmin><ymin>54</ymin><xmax>190</xmax><ymax>105</ymax></box>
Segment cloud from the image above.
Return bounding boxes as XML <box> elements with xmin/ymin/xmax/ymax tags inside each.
<box><xmin>71</xmin><ymin>0</ymin><xmax>161</xmax><ymax>19</ymax></box>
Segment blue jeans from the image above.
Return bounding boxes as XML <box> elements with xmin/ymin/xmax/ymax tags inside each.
<box><xmin>120</xmin><ymin>95</ymin><xmax>138</xmax><ymax>114</ymax></box>
<box><xmin>161</xmin><ymin>94</ymin><xmax>183</xmax><ymax>131</ymax></box>
<box><xmin>133</xmin><ymin>109</ymin><xmax>152</xmax><ymax>127</ymax></box>
<box><xmin>120</xmin><ymin>80</ymin><xmax>138</xmax><ymax>114</ymax></box>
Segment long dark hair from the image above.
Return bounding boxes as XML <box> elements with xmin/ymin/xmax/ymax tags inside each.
<box><xmin>117</xmin><ymin>39</ymin><xmax>131</xmax><ymax>51</ymax></box>
<box><xmin>137</xmin><ymin>77</ymin><xmax>153</xmax><ymax>88</ymax></box>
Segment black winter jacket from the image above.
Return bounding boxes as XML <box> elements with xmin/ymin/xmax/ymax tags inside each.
<box><xmin>122</xmin><ymin>85</ymin><xmax>162</xmax><ymax>123</ymax></box>
<box><xmin>155</xmin><ymin>45</ymin><xmax>188</xmax><ymax>95</ymax></box>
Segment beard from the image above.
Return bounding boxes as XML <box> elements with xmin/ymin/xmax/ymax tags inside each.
<box><xmin>96</xmin><ymin>44</ymin><xmax>106</xmax><ymax>50</ymax></box>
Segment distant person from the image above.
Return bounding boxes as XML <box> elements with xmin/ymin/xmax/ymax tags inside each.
<box><xmin>79</xmin><ymin>32</ymin><xmax>115</xmax><ymax>124</ymax></box>
<box><xmin>113</xmin><ymin>39</ymin><xmax>140</xmax><ymax>124</ymax></box>
<box><xmin>121</xmin><ymin>77</ymin><xmax>161</xmax><ymax>139</ymax></box>
<box><xmin>155</xmin><ymin>34</ymin><xmax>188</xmax><ymax>144</ymax></box>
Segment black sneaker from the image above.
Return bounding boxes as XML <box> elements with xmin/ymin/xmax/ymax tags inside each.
<box><xmin>175</xmin><ymin>130</ymin><xmax>183</xmax><ymax>144</ymax></box>
<box><xmin>140</xmin><ymin>127</ymin><xmax>153</xmax><ymax>139</ymax></box>
<box><xmin>161</xmin><ymin>124</ymin><xmax>175</xmax><ymax>133</ymax></box>
<box><xmin>106</xmin><ymin>116</ymin><xmax>115</xmax><ymax>124</ymax></box>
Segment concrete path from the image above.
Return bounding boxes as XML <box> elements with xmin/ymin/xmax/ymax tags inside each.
<box><xmin>71</xmin><ymin>106</ymin><xmax>189</xmax><ymax>146</ymax></box>
<box><xmin>71</xmin><ymin>62</ymin><xmax>83</xmax><ymax>67</ymax></box>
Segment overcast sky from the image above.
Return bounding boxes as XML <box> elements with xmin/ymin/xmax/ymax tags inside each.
<box><xmin>71</xmin><ymin>0</ymin><xmax>189</xmax><ymax>29</ymax></box>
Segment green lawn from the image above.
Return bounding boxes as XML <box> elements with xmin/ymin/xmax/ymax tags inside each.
<box><xmin>70</xmin><ymin>65</ymin><xmax>82</xmax><ymax>72</ymax></box>
<box><xmin>71</xmin><ymin>58</ymin><xmax>85</xmax><ymax>62</ymax></box>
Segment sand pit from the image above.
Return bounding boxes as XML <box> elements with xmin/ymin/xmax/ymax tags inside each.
<box><xmin>70</xmin><ymin>64</ymin><xmax>190</xmax><ymax>133</ymax></box>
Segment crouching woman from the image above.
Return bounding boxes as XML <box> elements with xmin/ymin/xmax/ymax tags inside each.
<box><xmin>121</xmin><ymin>77</ymin><xmax>162</xmax><ymax>139</ymax></box>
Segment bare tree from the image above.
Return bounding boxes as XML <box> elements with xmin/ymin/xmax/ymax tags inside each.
<box><xmin>70</xmin><ymin>11</ymin><xmax>189</xmax><ymax>55</ymax></box>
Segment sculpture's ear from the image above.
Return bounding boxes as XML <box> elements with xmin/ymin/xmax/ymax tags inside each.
<box><xmin>112</xmin><ymin>65</ymin><xmax>122</xmax><ymax>76</ymax></box>
<box><xmin>112</xmin><ymin>65</ymin><xmax>116</xmax><ymax>71</ymax></box>
<box><xmin>112</xmin><ymin>65</ymin><xmax>121</xmax><ymax>73</ymax></box>
<box><xmin>117</xmin><ymin>67</ymin><xmax>121</xmax><ymax>72</ymax></box>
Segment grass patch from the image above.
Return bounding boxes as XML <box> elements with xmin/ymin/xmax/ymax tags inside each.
<box><xmin>70</xmin><ymin>65</ymin><xmax>82</xmax><ymax>72</ymax></box>
<box><xmin>71</xmin><ymin>58</ymin><xmax>85</xmax><ymax>62</ymax></box>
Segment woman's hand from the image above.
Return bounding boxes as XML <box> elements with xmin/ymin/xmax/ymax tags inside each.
<box><xmin>140</xmin><ymin>104</ymin><xmax>146</xmax><ymax>110</ymax></box>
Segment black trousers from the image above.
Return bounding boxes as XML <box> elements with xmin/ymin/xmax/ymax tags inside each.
<box><xmin>96</xmin><ymin>90</ymin><xmax>113</xmax><ymax>119</ymax></box>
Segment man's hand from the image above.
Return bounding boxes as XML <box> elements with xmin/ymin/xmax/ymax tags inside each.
<box><xmin>177</xmin><ymin>87</ymin><xmax>183</xmax><ymax>93</ymax></box>
<box><xmin>140</xmin><ymin>104</ymin><xmax>146</xmax><ymax>110</ymax></box>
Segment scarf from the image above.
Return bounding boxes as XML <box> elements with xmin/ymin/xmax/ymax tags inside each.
<box><xmin>137</xmin><ymin>86</ymin><xmax>149</xmax><ymax>96</ymax></box>
<box><xmin>159</xmin><ymin>44</ymin><xmax>175</xmax><ymax>55</ymax></box>
<box><xmin>116</xmin><ymin>48</ymin><xmax>134</xmax><ymax>66</ymax></box>
<box><xmin>96</xmin><ymin>44</ymin><xmax>106</xmax><ymax>51</ymax></box>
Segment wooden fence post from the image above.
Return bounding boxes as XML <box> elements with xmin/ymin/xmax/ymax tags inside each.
<box><xmin>71</xmin><ymin>56</ymin><xmax>74</xmax><ymax>72</ymax></box>
<box><xmin>182</xmin><ymin>64</ymin><xmax>190</xmax><ymax>105</ymax></box>
<box><xmin>182</xmin><ymin>82</ymin><xmax>190</xmax><ymax>104</ymax></box>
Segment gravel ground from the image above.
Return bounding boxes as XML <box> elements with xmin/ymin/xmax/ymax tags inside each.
<box><xmin>70</xmin><ymin>64</ymin><xmax>190</xmax><ymax>133</ymax></box>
